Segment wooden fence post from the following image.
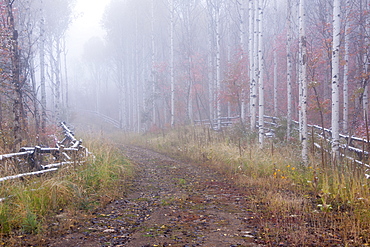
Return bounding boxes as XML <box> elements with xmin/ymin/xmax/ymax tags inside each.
<box><xmin>33</xmin><ymin>146</ymin><xmax>42</xmax><ymax>171</ymax></box>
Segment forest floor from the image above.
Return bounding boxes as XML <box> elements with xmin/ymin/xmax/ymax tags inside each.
<box><xmin>21</xmin><ymin>145</ymin><xmax>264</xmax><ymax>247</ymax></box>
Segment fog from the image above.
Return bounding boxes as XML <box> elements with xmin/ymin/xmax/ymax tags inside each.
<box><xmin>0</xmin><ymin>0</ymin><xmax>368</xmax><ymax>149</ymax></box>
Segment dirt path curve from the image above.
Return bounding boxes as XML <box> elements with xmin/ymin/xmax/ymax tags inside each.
<box><xmin>50</xmin><ymin>145</ymin><xmax>262</xmax><ymax>247</ymax></box>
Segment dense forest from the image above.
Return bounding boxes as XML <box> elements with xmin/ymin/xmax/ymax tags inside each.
<box><xmin>0</xmin><ymin>0</ymin><xmax>369</xmax><ymax>162</ymax></box>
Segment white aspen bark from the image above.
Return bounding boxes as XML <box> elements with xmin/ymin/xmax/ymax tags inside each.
<box><xmin>170</xmin><ymin>0</ymin><xmax>175</xmax><ymax>127</ymax></box>
<box><xmin>39</xmin><ymin>0</ymin><xmax>47</xmax><ymax>132</ymax></box>
<box><xmin>330</xmin><ymin>0</ymin><xmax>341</xmax><ymax>157</ymax></box>
<box><xmin>287</xmin><ymin>0</ymin><xmax>293</xmax><ymax>139</ymax></box>
<box><xmin>299</xmin><ymin>0</ymin><xmax>308</xmax><ymax>164</ymax></box>
<box><xmin>216</xmin><ymin>4</ymin><xmax>221</xmax><ymax>130</ymax></box>
<box><xmin>257</xmin><ymin>0</ymin><xmax>264</xmax><ymax>148</ymax></box>
<box><xmin>332</xmin><ymin>0</ymin><xmax>341</xmax><ymax>160</ymax></box>
<box><xmin>273</xmin><ymin>0</ymin><xmax>278</xmax><ymax>116</ymax></box>
<box><xmin>343</xmin><ymin>0</ymin><xmax>350</xmax><ymax>134</ymax></box>
<box><xmin>250</xmin><ymin>0</ymin><xmax>258</xmax><ymax>130</ymax></box>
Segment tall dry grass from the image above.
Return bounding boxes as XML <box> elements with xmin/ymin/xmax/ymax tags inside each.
<box><xmin>126</xmin><ymin>125</ymin><xmax>370</xmax><ymax>245</ymax></box>
<box><xmin>0</xmin><ymin>133</ymin><xmax>133</xmax><ymax>239</ymax></box>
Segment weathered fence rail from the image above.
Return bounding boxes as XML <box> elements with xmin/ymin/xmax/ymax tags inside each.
<box><xmin>194</xmin><ymin>116</ymin><xmax>241</xmax><ymax>129</ymax></box>
<box><xmin>0</xmin><ymin>122</ymin><xmax>88</xmax><ymax>183</ymax></box>
<box><xmin>290</xmin><ymin>120</ymin><xmax>370</xmax><ymax>168</ymax></box>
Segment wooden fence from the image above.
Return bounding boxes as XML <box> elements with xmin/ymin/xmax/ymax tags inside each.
<box><xmin>0</xmin><ymin>122</ymin><xmax>89</xmax><ymax>182</ymax></box>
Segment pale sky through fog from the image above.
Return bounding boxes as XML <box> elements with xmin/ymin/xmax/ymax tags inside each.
<box><xmin>66</xmin><ymin>0</ymin><xmax>110</xmax><ymax>59</ymax></box>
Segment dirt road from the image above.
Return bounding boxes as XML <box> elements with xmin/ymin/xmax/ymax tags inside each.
<box><xmin>48</xmin><ymin>145</ymin><xmax>262</xmax><ymax>247</ymax></box>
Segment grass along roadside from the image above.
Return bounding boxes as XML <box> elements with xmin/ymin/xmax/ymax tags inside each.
<box><xmin>0</xmin><ymin>133</ymin><xmax>134</xmax><ymax>244</ymax></box>
<box><xmin>123</xmin><ymin>125</ymin><xmax>370</xmax><ymax>245</ymax></box>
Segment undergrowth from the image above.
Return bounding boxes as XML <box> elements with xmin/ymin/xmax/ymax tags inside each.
<box><xmin>124</xmin><ymin>125</ymin><xmax>370</xmax><ymax>246</ymax></box>
<box><xmin>0</xmin><ymin>133</ymin><xmax>133</xmax><ymax>240</ymax></box>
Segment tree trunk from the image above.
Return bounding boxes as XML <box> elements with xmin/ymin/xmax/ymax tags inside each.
<box><xmin>343</xmin><ymin>0</ymin><xmax>350</xmax><ymax>134</ymax></box>
<box><xmin>257</xmin><ymin>0</ymin><xmax>265</xmax><ymax>148</ymax></box>
<box><xmin>54</xmin><ymin>39</ymin><xmax>61</xmax><ymax>123</ymax></box>
<box><xmin>40</xmin><ymin>0</ymin><xmax>47</xmax><ymax>132</ymax></box>
<box><xmin>7</xmin><ymin>0</ymin><xmax>23</xmax><ymax>151</ymax></box>
<box><xmin>273</xmin><ymin>0</ymin><xmax>278</xmax><ymax>116</ymax></box>
<box><xmin>250</xmin><ymin>0</ymin><xmax>258</xmax><ymax>131</ymax></box>
<box><xmin>240</xmin><ymin>0</ymin><xmax>246</xmax><ymax>124</ymax></box>
<box><xmin>63</xmin><ymin>37</ymin><xmax>69</xmax><ymax>117</ymax></box>
<box><xmin>331</xmin><ymin>0</ymin><xmax>341</xmax><ymax>161</ymax></box>
<box><xmin>151</xmin><ymin>0</ymin><xmax>156</xmax><ymax>126</ymax></box>
<box><xmin>170</xmin><ymin>0</ymin><xmax>175</xmax><ymax>127</ymax></box>
<box><xmin>135</xmin><ymin>14</ymin><xmax>141</xmax><ymax>132</ymax></box>
<box><xmin>287</xmin><ymin>0</ymin><xmax>293</xmax><ymax>139</ymax></box>
<box><xmin>30</xmin><ymin>57</ymin><xmax>40</xmax><ymax>137</ymax></box>
<box><xmin>215</xmin><ymin>4</ymin><xmax>221</xmax><ymax>130</ymax></box>
<box><xmin>299</xmin><ymin>0</ymin><xmax>308</xmax><ymax>164</ymax></box>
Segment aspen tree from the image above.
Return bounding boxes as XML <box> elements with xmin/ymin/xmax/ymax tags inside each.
<box><xmin>151</xmin><ymin>0</ymin><xmax>156</xmax><ymax>126</ymax></box>
<box><xmin>299</xmin><ymin>0</ymin><xmax>308</xmax><ymax>164</ymax></box>
<box><xmin>273</xmin><ymin>0</ymin><xmax>278</xmax><ymax>116</ymax></box>
<box><xmin>250</xmin><ymin>0</ymin><xmax>258</xmax><ymax>131</ymax></box>
<box><xmin>343</xmin><ymin>0</ymin><xmax>350</xmax><ymax>134</ymax></box>
<box><xmin>248</xmin><ymin>0</ymin><xmax>254</xmax><ymax>130</ymax></box>
<box><xmin>257</xmin><ymin>0</ymin><xmax>265</xmax><ymax>148</ymax></box>
<box><xmin>39</xmin><ymin>0</ymin><xmax>47</xmax><ymax>132</ymax></box>
<box><xmin>170</xmin><ymin>0</ymin><xmax>175</xmax><ymax>127</ymax></box>
<box><xmin>215</xmin><ymin>1</ymin><xmax>221</xmax><ymax>130</ymax></box>
<box><xmin>240</xmin><ymin>0</ymin><xmax>246</xmax><ymax>124</ymax></box>
<box><xmin>287</xmin><ymin>0</ymin><xmax>293</xmax><ymax>139</ymax></box>
<box><xmin>331</xmin><ymin>0</ymin><xmax>341</xmax><ymax>160</ymax></box>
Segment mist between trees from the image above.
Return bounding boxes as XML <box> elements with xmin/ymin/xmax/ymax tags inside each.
<box><xmin>0</xmin><ymin>0</ymin><xmax>368</xmax><ymax>163</ymax></box>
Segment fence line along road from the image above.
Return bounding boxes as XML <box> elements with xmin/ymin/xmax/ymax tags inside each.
<box><xmin>0</xmin><ymin>122</ymin><xmax>89</xmax><ymax>183</ymax></box>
